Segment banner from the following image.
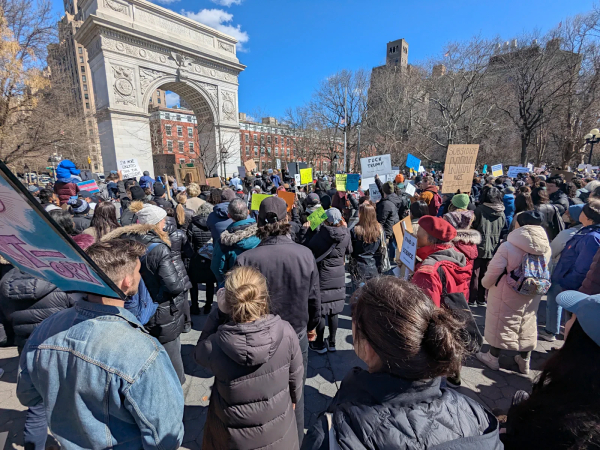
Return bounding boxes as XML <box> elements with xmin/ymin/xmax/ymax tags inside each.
<box><xmin>307</xmin><ymin>207</ymin><xmax>328</xmax><ymax>230</ymax></box>
<box><xmin>360</xmin><ymin>154</ymin><xmax>392</xmax><ymax>179</ymax></box>
<box><xmin>441</xmin><ymin>144</ymin><xmax>479</xmax><ymax>194</ymax></box>
<box><xmin>491</xmin><ymin>164</ymin><xmax>503</xmax><ymax>177</ymax></box>
<box><xmin>117</xmin><ymin>158</ymin><xmax>143</xmax><ymax>180</ymax></box>
<box><xmin>507</xmin><ymin>166</ymin><xmax>530</xmax><ymax>178</ymax></box>
<box><xmin>77</xmin><ymin>180</ymin><xmax>100</xmax><ymax>194</ymax></box>
<box><xmin>345</xmin><ymin>174</ymin><xmax>360</xmax><ymax>191</ymax></box>
<box><xmin>0</xmin><ymin>162</ymin><xmax>122</xmax><ymax>298</ymax></box>
<box><xmin>300</xmin><ymin>168</ymin><xmax>313</xmax><ymax>185</ymax></box>
<box><xmin>406</xmin><ymin>154</ymin><xmax>421</xmax><ymax>172</ymax></box>
<box><xmin>244</xmin><ymin>159</ymin><xmax>257</xmax><ymax>172</ymax></box>
<box><xmin>335</xmin><ymin>174</ymin><xmax>347</xmax><ymax>191</ymax></box>
<box><xmin>250</xmin><ymin>194</ymin><xmax>271</xmax><ymax>211</ymax></box>
<box><xmin>368</xmin><ymin>184</ymin><xmax>381</xmax><ymax>202</ymax></box>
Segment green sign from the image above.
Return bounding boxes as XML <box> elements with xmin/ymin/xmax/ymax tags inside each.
<box><xmin>307</xmin><ymin>207</ymin><xmax>328</xmax><ymax>230</ymax></box>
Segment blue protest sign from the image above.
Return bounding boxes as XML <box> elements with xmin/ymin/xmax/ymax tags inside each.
<box><xmin>482</xmin><ymin>164</ymin><xmax>488</xmax><ymax>174</ymax></box>
<box><xmin>345</xmin><ymin>174</ymin><xmax>360</xmax><ymax>191</ymax></box>
<box><xmin>406</xmin><ymin>154</ymin><xmax>421</xmax><ymax>172</ymax></box>
<box><xmin>0</xmin><ymin>162</ymin><xmax>122</xmax><ymax>298</ymax></box>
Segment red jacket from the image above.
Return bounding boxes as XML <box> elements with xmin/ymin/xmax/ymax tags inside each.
<box><xmin>54</xmin><ymin>181</ymin><xmax>79</xmax><ymax>205</ymax></box>
<box><xmin>411</xmin><ymin>244</ymin><xmax>472</xmax><ymax>307</ymax></box>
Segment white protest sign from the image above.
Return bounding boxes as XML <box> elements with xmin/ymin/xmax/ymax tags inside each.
<box><xmin>507</xmin><ymin>166</ymin><xmax>530</xmax><ymax>178</ymax></box>
<box><xmin>418</xmin><ymin>165</ymin><xmax>425</xmax><ymax>173</ymax></box>
<box><xmin>117</xmin><ymin>158</ymin><xmax>143</xmax><ymax>180</ymax></box>
<box><xmin>360</xmin><ymin>154</ymin><xmax>392</xmax><ymax>179</ymax></box>
<box><xmin>276</xmin><ymin>158</ymin><xmax>281</xmax><ymax>170</ymax></box>
<box><xmin>578</xmin><ymin>164</ymin><xmax>586</xmax><ymax>170</ymax></box>
<box><xmin>405</xmin><ymin>182</ymin><xmax>416</xmax><ymax>196</ymax></box>
<box><xmin>400</xmin><ymin>227</ymin><xmax>418</xmax><ymax>272</ymax></box>
<box><xmin>361</xmin><ymin>177</ymin><xmax>374</xmax><ymax>190</ymax></box>
<box><xmin>368</xmin><ymin>184</ymin><xmax>381</xmax><ymax>202</ymax></box>
<box><xmin>294</xmin><ymin>174</ymin><xmax>301</xmax><ymax>185</ymax></box>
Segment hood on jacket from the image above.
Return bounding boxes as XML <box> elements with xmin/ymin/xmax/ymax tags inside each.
<box><xmin>216</xmin><ymin>314</ymin><xmax>283</xmax><ymax>366</ymax></box>
<box><xmin>220</xmin><ymin>218</ymin><xmax>258</xmax><ymax>248</ymax></box>
<box><xmin>322</xmin><ymin>224</ymin><xmax>348</xmax><ymax>244</ymax></box>
<box><xmin>163</xmin><ymin>216</ymin><xmax>178</xmax><ymax>234</ymax></box>
<box><xmin>101</xmin><ymin>223</ymin><xmax>170</xmax><ymax>246</ymax></box>
<box><xmin>0</xmin><ymin>269</ymin><xmax>57</xmax><ymax>302</ymax></box>
<box><xmin>212</xmin><ymin>202</ymin><xmax>230</xmax><ymax>219</ymax></box>
<box><xmin>453</xmin><ymin>229</ymin><xmax>482</xmax><ymax>246</ymax></box>
<box><xmin>128</xmin><ymin>200</ymin><xmax>145</xmax><ymax>214</ymax></box>
<box><xmin>191</xmin><ymin>214</ymin><xmax>210</xmax><ymax>230</ymax></box>
<box><xmin>507</xmin><ymin>225</ymin><xmax>550</xmax><ymax>255</ymax></box>
<box><xmin>425</xmin><ymin>185</ymin><xmax>439</xmax><ymax>193</ymax></box>
<box><xmin>417</xmin><ymin>244</ymin><xmax>467</xmax><ymax>267</ymax></box>
<box><xmin>482</xmin><ymin>203</ymin><xmax>505</xmax><ymax>213</ymax></box>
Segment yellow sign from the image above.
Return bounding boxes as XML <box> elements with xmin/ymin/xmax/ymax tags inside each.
<box><xmin>335</xmin><ymin>174</ymin><xmax>347</xmax><ymax>191</ymax></box>
<box><xmin>250</xmin><ymin>194</ymin><xmax>271</xmax><ymax>211</ymax></box>
<box><xmin>300</xmin><ymin>168</ymin><xmax>313</xmax><ymax>185</ymax></box>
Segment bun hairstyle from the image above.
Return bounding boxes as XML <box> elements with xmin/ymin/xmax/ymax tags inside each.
<box><xmin>351</xmin><ymin>277</ymin><xmax>467</xmax><ymax>380</ymax></box>
<box><xmin>224</xmin><ymin>266</ymin><xmax>269</xmax><ymax>323</ymax></box>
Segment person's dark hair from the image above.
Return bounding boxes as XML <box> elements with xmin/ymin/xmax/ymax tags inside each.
<box><xmin>124</xmin><ymin>180</ymin><xmax>136</xmax><ymax>191</ymax></box>
<box><xmin>351</xmin><ymin>277</ymin><xmax>467</xmax><ymax>379</ymax></box>
<box><xmin>572</xmin><ymin>178</ymin><xmax>584</xmax><ymax>189</ymax></box>
<box><xmin>86</xmin><ymin>239</ymin><xmax>146</xmax><ymax>284</ymax></box>
<box><xmin>256</xmin><ymin>220</ymin><xmax>291</xmax><ymax>240</ymax></box>
<box><xmin>582</xmin><ymin>200</ymin><xmax>600</xmax><ymax>224</ymax></box>
<box><xmin>166</xmin><ymin>207</ymin><xmax>176</xmax><ymax>218</ymax></box>
<box><xmin>592</xmin><ymin>186</ymin><xmax>600</xmax><ymax>200</ymax></box>
<box><xmin>532</xmin><ymin>187</ymin><xmax>549</xmax><ymax>205</ymax></box>
<box><xmin>144</xmin><ymin>187</ymin><xmax>152</xmax><ymax>196</ymax></box>
<box><xmin>90</xmin><ymin>202</ymin><xmax>120</xmax><ymax>240</ymax></box>
<box><xmin>480</xmin><ymin>186</ymin><xmax>503</xmax><ymax>204</ymax></box>
<box><xmin>564</xmin><ymin>182</ymin><xmax>578</xmax><ymax>198</ymax></box>
<box><xmin>49</xmin><ymin>209</ymin><xmax>78</xmax><ymax>236</ymax></box>
<box><xmin>200</xmin><ymin>185</ymin><xmax>211</xmax><ymax>193</ymax></box>
<box><xmin>410</xmin><ymin>200</ymin><xmax>429</xmax><ymax>219</ymax></box>
<box><xmin>518</xmin><ymin>185</ymin><xmax>531</xmax><ymax>194</ymax></box>
<box><xmin>38</xmin><ymin>189</ymin><xmax>55</xmax><ymax>204</ymax></box>
<box><xmin>514</xmin><ymin>193</ymin><xmax>535</xmax><ymax>214</ymax></box>
<box><xmin>494</xmin><ymin>178</ymin><xmax>503</xmax><ymax>185</ymax></box>
<box><xmin>546</xmin><ymin>176</ymin><xmax>563</xmax><ymax>188</ymax></box>
<box><xmin>228</xmin><ymin>198</ymin><xmax>248</xmax><ymax>222</ymax></box>
<box><xmin>209</xmin><ymin>189</ymin><xmax>222</xmax><ymax>205</ymax></box>
<box><xmin>504</xmin><ymin>320</ymin><xmax>600</xmax><ymax>449</ymax></box>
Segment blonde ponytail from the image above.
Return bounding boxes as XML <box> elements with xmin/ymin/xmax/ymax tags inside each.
<box><xmin>175</xmin><ymin>193</ymin><xmax>187</xmax><ymax>226</ymax></box>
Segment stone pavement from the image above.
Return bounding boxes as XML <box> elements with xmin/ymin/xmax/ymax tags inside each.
<box><xmin>0</xmin><ymin>285</ymin><xmax>563</xmax><ymax>449</ymax></box>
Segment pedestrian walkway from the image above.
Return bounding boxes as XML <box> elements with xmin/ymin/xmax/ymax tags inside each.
<box><xmin>0</xmin><ymin>287</ymin><xmax>563</xmax><ymax>449</ymax></box>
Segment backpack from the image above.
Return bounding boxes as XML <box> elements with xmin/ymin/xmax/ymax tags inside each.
<box><xmin>496</xmin><ymin>253</ymin><xmax>551</xmax><ymax>296</ymax></box>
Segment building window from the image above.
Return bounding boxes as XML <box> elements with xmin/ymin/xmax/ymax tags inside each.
<box><xmin>188</xmin><ymin>127</ymin><xmax>193</xmax><ymax>138</ymax></box>
<box><xmin>167</xmin><ymin>140</ymin><xmax>173</xmax><ymax>152</ymax></box>
<box><xmin>165</xmin><ymin>125</ymin><xmax>172</xmax><ymax>136</ymax></box>
<box><xmin>253</xmin><ymin>135</ymin><xmax>257</xmax><ymax>143</ymax></box>
<box><xmin>188</xmin><ymin>142</ymin><xmax>194</xmax><ymax>152</ymax></box>
<box><xmin>157</xmin><ymin>98</ymin><xmax>161</xmax><ymax>104</ymax></box>
<box><xmin>85</xmin><ymin>102</ymin><xmax>90</xmax><ymax>109</ymax></box>
<box><xmin>82</xmin><ymin>75</ymin><xmax>86</xmax><ymax>82</ymax></box>
<box><xmin>179</xmin><ymin>158</ymin><xmax>185</xmax><ymax>164</ymax></box>
<box><xmin>267</xmin><ymin>147</ymin><xmax>271</xmax><ymax>155</ymax></box>
<box><xmin>254</xmin><ymin>146</ymin><xmax>258</xmax><ymax>156</ymax></box>
<box><xmin>178</xmin><ymin>141</ymin><xmax>184</xmax><ymax>153</ymax></box>
<box><xmin>177</xmin><ymin>126</ymin><xmax>183</xmax><ymax>137</ymax></box>
<box><xmin>245</xmin><ymin>145</ymin><xmax>249</xmax><ymax>155</ymax></box>
<box><xmin>84</xmin><ymin>93</ymin><xmax>88</xmax><ymax>99</ymax></box>
<box><xmin>287</xmin><ymin>148</ymin><xmax>290</xmax><ymax>156</ymax></box>
<box><xmin>164</xmin><ymin>113</ymin><xmax>170</xmax><ymax>120</ymax></box>
<box><xmin>80</xmin><ymin>66</ymin><xmax>85</xmax><ymax>73</ymax></box>
<box><xmin>79</xmin><ymin>56</ymin><xmax>84</xmax><ymax>63</ymax></box>
<box><xmin>187</xmin><ymin>116</ymin><xmax>192</xmax><ymax>122</ymax></box>
<box><xmin>78</xmin><ymin>47</ymin><xmax>83</xmax><ymax>54</ymax></box>
<box><xmin>176</xmin><ymin>114</ymin><xmax>181</xmax><ymax>121</ymax></box>
<box><xmin>261</xmin><ymin>146</ymin><xmax>265</xmax><ymax>155</ymax></box>
<box><xmin>286</xmin><ymin>138</ymin><xmax>290</xmax><ymax>145</ymax></box>
<box><xmin>156</xmin><ymin>89</ymin><xmax>160</xmax><ymax>95</ymax></box>
<box><xmin>83</xmin><ymin>84</ymin><xmax>87</xmax><ymax>91</ymax></box>
<box><xmin>267</xmin><ymin>136</ymin><xmax>271</xmax><ymax>144</ymax></box>
<box><xmin>275</xmin><ymin>136</ymin><xmax>279</xmax><ymax>144</ymax></box>
<box><xmin>245</xmin><ymin>133</ymin><xmax>249</xmax><ymax>142</ymax></box>
<box><xmin>260</xmin><ymin>136</ymin><xmax>265</xmax><ymax>144</ymax></box>
<box><xmin>275</xmin><ymin>147</ymin><xmax>279</xmax><ymax>156</ymax></box>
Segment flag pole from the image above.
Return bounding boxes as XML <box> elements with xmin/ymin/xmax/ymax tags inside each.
<box><xmin>343</xmin><ymin>87</ymin><xmax>347</xmax><ymax>173</ymax></box>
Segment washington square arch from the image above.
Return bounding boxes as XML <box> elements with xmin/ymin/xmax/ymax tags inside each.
<box><xmin>76</xmin><ymin>0</ymin><xmax>245</xmax><ymax>177</ymax></box>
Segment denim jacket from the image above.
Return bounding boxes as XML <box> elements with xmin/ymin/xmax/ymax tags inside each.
<box><xmin>17</xmin><ymin>299</ymin><xmax>184</xmax><ymax>450</ymax></box>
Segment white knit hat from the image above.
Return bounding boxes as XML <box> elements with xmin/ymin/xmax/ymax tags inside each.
<box><xmin>136</xmin><ymin>204</ymin><xmax>167</xmax><ymax>225</ymax></box>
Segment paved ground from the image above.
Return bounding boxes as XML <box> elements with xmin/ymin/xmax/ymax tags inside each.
<box><xmin>0</xmin><ymin>282</ymin><xmax>564</xmax><ymax>449</ymax></box>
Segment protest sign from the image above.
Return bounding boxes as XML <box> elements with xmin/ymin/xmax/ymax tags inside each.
<box><xmin>368</xmin><ymin>184</ymin><xmax>381</xmax><ymax>202</ymax></box>
<box><xmin>294</xmin><ymin>174</ymin><xmax>301</xmax><ymax>185</ymax></box>
<box><xmin>360</xmin><ymin>154</ymin><xmax>392</xmax><ymax>178</ymax></box>
<box><xmin>527</xmin><ymin>163</ymin><xmax>534</xmax><ymax>171</ymax></box>
<box><xmin>0</xmin><ymin>162</ymin><xmax>122</xmax><ymax>298</ymax></box>
<box><xmin>278</xmin><ymin>191</ymin><xmax>295</xmax><ymax>212</ymax></box>
<box><xmin>276</xmin><ymin>159</ymin><xmax>281</xmax><ymax>170</ymax></box>
<box><xmin>300</xmin><ymin>168</ymin><xmax>313</xmax><ymax>185</ymax></box>
<box><xmin>153</xmin><ymin>154</ymin><xmax>176</xmax><ymax>178</ymax></box>
<box><xmin>399</xmin><ymin>227</ymin><xmax>418</xmax><ymax>272</ymax></box>
<box><xmin>440</xmin><ymin>144</ymin><xmax>479</xmax><ymax>194</ymax></box>
<box><xmin>578</xmin><ymin>164</ymin><xmax>586</xmax><ymax>170</ymax></box>
<box><xmin>336</xmin><ymin>174</ymin><xmax>347</xmax><ymax>191</ymax></box>
<box><xmin>405</xmin><ymin>181</ymin><xmax>416</xmax><ymax>196</ymax></box>
<box><xmin>507</xmin><ymin>166</ymin><xmax>530</xmax><ymax>178</ymax></box>
<box><xmin>551</xmin><ymin>170</ymin><xmax>575</xmax><ymax>182</ymax></box>
<box><xmin>392</xmin><ymin>216</ymin><xmax>414</xmax><ymax>252</ymax></box>
<box><xmin>419</xmin><ymin>165</ymin><xmax>425</xmax><ymax>173</ymax></box>
<box><xmin>238</xmin><ymin>166</ymin><xmax>246</xmax><ymax>178</ymax></box>
<box><xmin>361</xmin><ymin>176</ymin><xmax>374</xmax><ymax>190</ymax></box>
<box><xmin>206</xmin><ymin>177</ymin><xmax>221</xmax><ymax>188</ymax></box>
<box><xmin>244</xmin><ymin>159</ymin><xmax>256</xmax><ymax>172</ymax></box>
<box><xmin>406</xmin><ymin>154</ymin><xmax>421</xmax><ymax>172</ymax></box>
<box><xmin>77</xmin><ymin>180</ymin><xmax>100</xmax><ymax>194</ymax></box>
<box><xmin>250</xmin><ymin>194</ymin><xmax>271</xmax><ymax>211</ymax></box>
<box><xmin>117</xmin><ymin>158</ymin><xmax>143</xmax><ymax>180</ymax></box>
<box><xmin>307</xmin><ymin>207</ymin><xmax>328</xmax><ymax>230</ymax></box>
<box><xmin>482</xmin><ymin>164</ymin><xmax>488</xmax><ymax>174</ymax></box>
<box><xmin>346</xmin><ymin>174</ymin><xmax>360</xmax><ymax>191</ymax></box>
<box><xmin>491</xmin><ymin>164</ymin><xmax>503</xmax><ymax>177</ymax></box>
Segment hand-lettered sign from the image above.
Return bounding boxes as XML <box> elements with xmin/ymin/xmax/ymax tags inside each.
<box><xmin>441</xmin><ymin>145</ymin><xmax>479</xmax><ymax>194</ymax></box>
<box><xmin>307</xmin><ymin>207</ymin><xmax>328</xmax><ymax>230</ymax></box>
<box><xmin>345</xmin><ymin>174</ymin><xmax>360</xmax><ymax>191</ymax></box>
<box><xmin>117</xmin><ymin>158</ymin><xmax>143</xmax><ymax>180</ymax></box>
<box><xmin>360</xmin><ymin>154</ymin><xmax>392</xmax><ymax>179</ymax></box>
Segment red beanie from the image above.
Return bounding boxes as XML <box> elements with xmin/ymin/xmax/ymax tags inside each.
<box><xmin>418</xmin><ymin>216</ymin><xmax>456</xmax><ymax>242</ymax></box>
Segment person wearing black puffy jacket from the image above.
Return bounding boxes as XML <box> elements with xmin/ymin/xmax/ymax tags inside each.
<box><xmin>102</xmin><ymin>204</ymin><xmax>191</xmax><ymax>384</ymax></box>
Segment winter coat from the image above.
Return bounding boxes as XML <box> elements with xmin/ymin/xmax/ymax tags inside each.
<box><xmin>138</xmin><ymin>175</ymin><xmax>154</xmax><ymax>190</ymax></box>
<box><xmin>153</xmin><ymin>196</ymin><xmax>174</xmax><ymax>210</ymax></box>
<box><xmin>550</xmin><ymin>190</ymin><xmax>569</xmax><ymax>215</ymax></box>
<box><xmin>482</xmin><ymin>225</ymin><xmax>551</xmax><ymax>352</ymax></box>
<box><xmin>308</xmin><ymin>225</ymin><xmax>352</xmax><ymax>316</ymax></box>
<box><xmin>580</xmin><ymin>247</ymin><xmax>600</xmax><ymax>295</ymax></box>
<box><xmin>187</xmin><ymin>213</ymin><xmax>217</xmax><ymax>285</ymax></box>
<box><xmin>420</xmin><ymin>186</ymin><xmax>442</xmax><ymax>216</ymax></box>
<box><xmin>195</xmin><ymin>311</ymin><xmax>303</xmax><ymax>450</ymax></box>
<box><xmin>102</xmin><ymin>224</ymin><xmax>191</xmax><ymax>344</ymax></box>
<box><xmin>211</xmin><ymin>218</ymin><xmax>260</xmax><ymax>284</ymax></box>
<box><xmin>549</xmin><ymin>224</ymin><xmax>582</xmax><ymax>272</ymax></box>
<box><xmin>452</xmin><ymin>228</ymin><xmax>481</xmax><ymax>300</ymax></box>
<box><xmin>301</xmin><ymin>368</ymin><xmax>502</xmax><ymax>450</ymax></box>
<box><xmin>0</xmin><ymin>269</ymin><xmax>74</xmax><ymax>348</ymax></box>
<box><xmin>54</xmin><ymin>181</ymin><xmax>79</xmax><ymax>205</ymax></box>
<box><xmin>164</xmin><ymin>216</ymin><xmax>189</xmax><ymax>275</ymax></box>
<box><xmin>72</xmin><ymin>213</ymin><xmax>92</xmax><ymax>233</ymax></box>
<box><xmin>503</xmin><ymin>194</ymin><xmax>516</xmax><ymax>230</ymax></box>
<box><xmin>412</xmin><ymin>244</ymin><xmax>472</xmax><ymax>308</ymax></box>
<box><xmin>376</xmin><ymin>196</ymin><xmax>400</xmax><ymax>240</ymax></box>
<box><xmin>534</xmin><ymin>203</ymin><xmax>565</xmax><ymax>241</ymax></box>
<box><xmin>553</xmin><ymin>224</ymin><xmax>600</xmax><ymax>291</ymax></box>
<box><xmin>55</xmin><ymin>159</ymin><xmax>80</xmax><ymax>181</ymax></box>
<box><xmin>350</xmin><ymin>228</ymin><xmax>382</xmax><ymax>282</ymax></box>
<box><xmin>120</xmin><ymin>200</ymin><xmax>144</xmax><ymax>226</ymax></box>
<box><xmin>207</xmin><ymin>202</ymin><xmax>233</xmax><ymax>242</ymax></box>
<box><xmin>472</xmin><ymin>204</ymin><xmax>506</xmax><ymax>259</ymax></box>
<box><xmin>298</xmin><ymin>205</ymin><xmax>322</xmax><ymax>245</ymax></box>
<box><xmin>236</xmin><ymin>235</ymin><xmax>321</xmax><ymax>335</ymax></box>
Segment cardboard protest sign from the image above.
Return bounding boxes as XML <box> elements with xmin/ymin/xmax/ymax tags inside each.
<box><xmin>307</xmin><ymin>206</ymin><xmax>328</xmax><ymax>230</ymax></box>
<box><xmin>392</xmin><ymin>216</ymin><xmax>414</xmax><ymax>252</ymax></box>
<box><xmin>399</xmin><ymin>228</ymin><xmax>418</xmax><ymax>272</ymax></box>
<box><xmin>250</xmin><ymin>194</ymin><xmax>271</xmax><ymax>211</ymax></box>
<box><xmin>336</xmin><ymin>174</ymin><xmax>347</xmax><ymax>191</ymax></box>
<box><xmin>360</xmin><ymin>154</ymin><xmax>392</xmax><ymax>178</ymax></box>
<box><xmin>0</xmin><ymin>162</ymin><xmax>122</xmax><ymax>298</ymax></box>
<box><xmin>244</xmin><ymin>159</ymin><xmax>257</xmax><ymax>172</ymax></box>
<box><xmin>278</xmin><ymin>190</ymin><xmax>295</xmax><ymax>212</ymax></box>
<box><xmin>368</xmin><ymin>184</ymin><xmax>381</xmax><ymax>202</ymax></box>
<box><xmin>507</xmin><ymin>166</ymin><xmax>530</xmax><ymax>178</ymax></box>
<box><xmin>300</xmin><ymin>168</ymin><xmax>313</xmax><ymax>185</ymax></box>
<box><xmin>491</xmin><ymin>164</ymin><xmax>503</xmax><ymax>177</ymax></box>
<box><xmin>551</xmin><ymin>170</ymin><xmax>575</xmax><ymax>182</ymax></box>
<box><xmin>440</xmin><ymin>144</ymin><xmax>479</xmax><ymax>194</ymax></box>
<box><xmin>77</xmin><ymin>180</ymin><xmax>100</xmax><ymax>194</ymax></box>
<box><xmin>406</xmin><ymin>154</ymin><xmax>421</xmax><ymax>172</ymax></box>
<box><xmin>206</xmin><ymin>177</ymin><xmax>221</xmax><ymax>188</ymax></box>
<box><xmin>237</xmin><ymin>166</ymin><xmax>246</xmax><ymax>178</ymax></box>
<box><xmin>405</xmin><ymin>182</ymin><xmax>416</xmax><ymax>197</ymax></box>
<box><xmin>346</xmin><ymin>174</ymin><xmax>360</xmax><ymax>191</ymax></box>
<box><xmin>117</xmin><ymin>158</ymin><xmax>143</xmax><ymax>180</ymax></box>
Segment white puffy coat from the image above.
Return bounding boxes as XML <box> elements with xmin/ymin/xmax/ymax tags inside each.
<box><xmin>481</xmin><ymin>225</ymin><xmax>551</xmax><ymax>352</ymax></box>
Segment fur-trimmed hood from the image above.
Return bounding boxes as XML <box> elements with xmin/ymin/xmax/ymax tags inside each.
<box><xmin>128</xmin><ymin>200</ymin><xmax>144</xmax><ymax>213</ymax></box>
<box><xmin>101</xmin><ymin>223</ymin><xmax>171</xmax><ymax>246</ymax></box>
<box><xmin>220</xmin><ymin>219</ymin><xmax>259</xmax><ymax>249</ymax></box>
<box><xmin>453</xmin><ymin>229</ymin><xmax>481</xmax><ymax>246</ymax></box>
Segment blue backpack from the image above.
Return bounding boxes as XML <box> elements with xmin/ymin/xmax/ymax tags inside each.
<box><xmin>498</xmin><ymin>253</ymin><xmax>551</xmax><ymax>296</ymax></box>
<box><xmin>125</xmin><ymin>243</ymin><xmax>159</xmax><ymax>324</ymax></box>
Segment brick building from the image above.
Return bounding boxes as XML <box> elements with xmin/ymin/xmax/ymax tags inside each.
<box><xmin>150</xmin><ymin>107</ymin><xmax>201</xmax><ymax>165</ymax></box>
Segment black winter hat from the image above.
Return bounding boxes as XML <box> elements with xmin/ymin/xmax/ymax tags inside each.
<box><xmin>517</xmin><ymin>210</ymin><xmax>543</xmax><ymax>227</ymax></box>
<box><xmin>130</xmin><ymin>185</ymin><xmax>146</xmax><ymax>200</ymax></box>
<box><xmin>154</xmin><ymin>183</ymin><xmax>166</xmax><ymax>196</ymax></box>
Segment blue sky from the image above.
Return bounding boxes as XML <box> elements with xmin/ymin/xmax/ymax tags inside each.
<box><xmin>53</xmin><ymin>0</ymin><xmax>596</xmax><ymax>118</ymax></box>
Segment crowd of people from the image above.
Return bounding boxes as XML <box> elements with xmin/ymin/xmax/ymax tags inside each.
<box><xmin>1</xmin><ymin>158</ymin><xmax>599</xmax><ymax>449</ymax></box>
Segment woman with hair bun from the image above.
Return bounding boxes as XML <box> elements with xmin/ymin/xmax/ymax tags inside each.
<box><xmin>302</xmin><ymin>277</ymin><xmax>503</xmax><ymax>450</ymax></box>
<box><xmin>195</xmin><ymin>266</ymin><xmax>304</xmax><ymax>450</ymax></box>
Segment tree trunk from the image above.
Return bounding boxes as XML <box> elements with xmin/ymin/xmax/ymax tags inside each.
<box><xmin>520</xmin><ymin>137</ymin><xmax>528</xmax><ymax>166</ymax></box>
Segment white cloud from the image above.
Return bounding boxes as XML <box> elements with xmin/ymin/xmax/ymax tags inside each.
<box><xmin>150</xmin><ymin>0</ymin><xmax>180</xmax><ymax>5</ymax></box>
<box><xmin>165</xmin><ymin>91</ymin><xmax>180</xmax><ymax>108</ymax></box>
<box><xmin>210</xmin><ymin>0</ymin><xmax>243</xmax><ymax>6</ymax></box>
<box><xmin>182</xmin><ymin>8</ymin><xmax>249</xmax><ymax>51</ymax></box>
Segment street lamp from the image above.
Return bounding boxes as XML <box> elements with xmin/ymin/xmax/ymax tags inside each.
<box><xmin>585</xmin><ymin>128</ymin><xmax>600</xmax><ymax>164</ymax></box>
